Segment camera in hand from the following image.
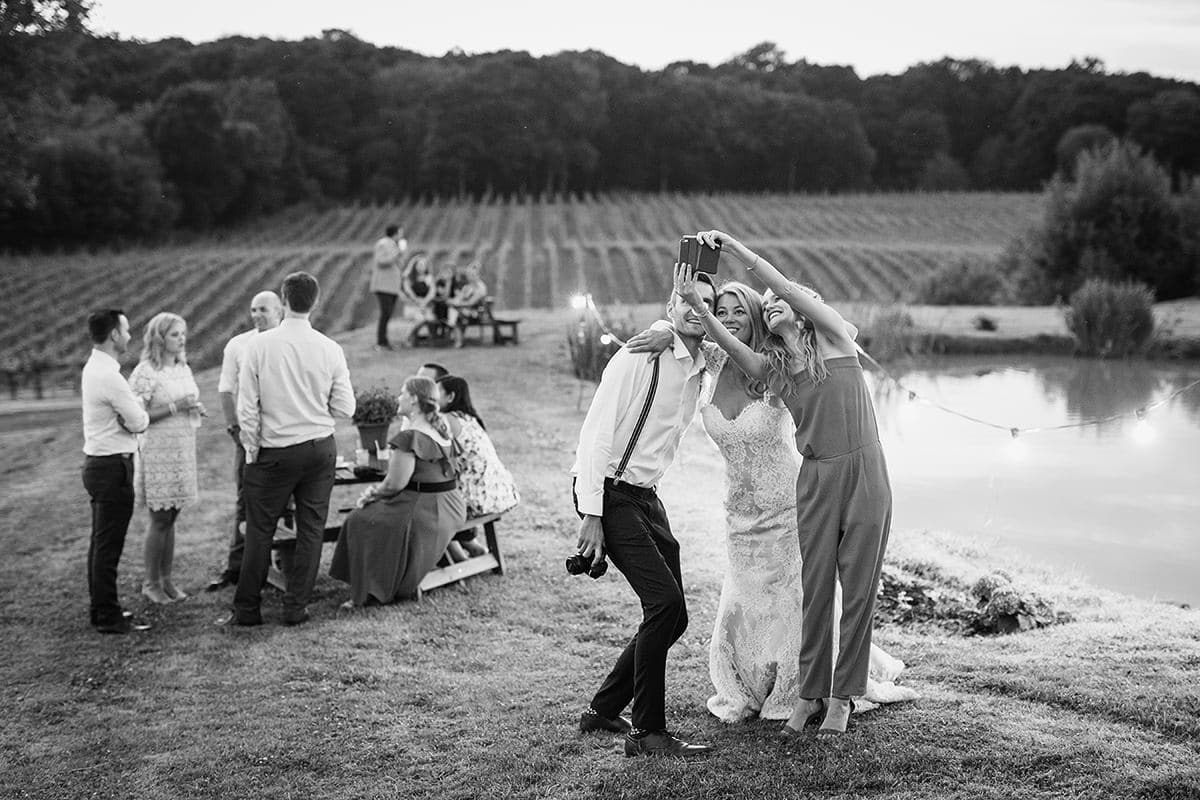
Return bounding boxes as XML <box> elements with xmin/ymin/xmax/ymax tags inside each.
<box><xmin>565</xmin><ymin>553</ymin><xmax>608</xmax><ymax>579</ymax></box>
<box><xmin>678</xmin><ymin>235</ymin><xmax>721</xmax><ymax>274</ymax></box>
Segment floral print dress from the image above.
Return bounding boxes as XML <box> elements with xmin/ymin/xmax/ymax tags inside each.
<box><xmin>448</xmin><ymin>412</ymin><xmax>520</xmax><ymax>518</ymax></box>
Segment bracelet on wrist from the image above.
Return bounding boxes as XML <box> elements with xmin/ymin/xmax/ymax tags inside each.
<box><xmin>167</xmin><ymin>400</ymin><xmax>177</xmax><ymax>416</ymax></box>
<box><xmin>749</xmin><ymin>254</ymin><xmax>760</xmax><ymax>270</ymax></box>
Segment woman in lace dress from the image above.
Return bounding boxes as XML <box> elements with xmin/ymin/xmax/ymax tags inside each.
<box><xmin>128</xmin><ymin>312</ymin><xmax>204</xmax><ymax>603</ymax></box>
<box><xmin>629</xmin><ymin>282</ymin><xmax>915</xmax><ymax>724</ymax></box>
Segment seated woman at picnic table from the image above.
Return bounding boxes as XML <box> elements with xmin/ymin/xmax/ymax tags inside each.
<box><xmin>435</xmin><ymin>374</ymin><xmax>520</xmax><ymax>561</ymax></box>
<box><xmin>400</xmin><ymin>252</ymin><xmax>435</xmax><ymax>320</ymax></box>
<box><xmin>446</xmin><ymin>261</ymin><xmax>489</xmax><ymax>348</ymax></box>
<box><xmin>329</xmin><ymin>376</ymin><xmax>466</xmax><ymax>607</ymax></box>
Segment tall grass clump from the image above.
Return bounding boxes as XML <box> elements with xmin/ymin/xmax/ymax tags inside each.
<box><xmin>1012</xmin><ymin>141</ymin><xmax>1200</xmax><ymax>303</ymax></box>
<box><xmin>1063</xmin><ymin>278</ymin><xmax>1156</xmax><ymax>358</ymax></box>
<box><xmin>910</xmin><ymin>257</ymin><xmax>1009</xmax><ymax>305</ymax></box>
<box><xmin>854</xmin><ymin>303</ymin><xmax>930</xmax><ymax>360</ymax></box>
<box><xmin>565</xmin><ymin>307</ymin><xmax>635</xmax><ymax>381</ymax></box>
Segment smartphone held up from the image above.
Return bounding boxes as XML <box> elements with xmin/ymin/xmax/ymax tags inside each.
<box><xmin>678</xmin><ymin>235</ymin><xmax>721</xmax><ymax>274</ymax></box>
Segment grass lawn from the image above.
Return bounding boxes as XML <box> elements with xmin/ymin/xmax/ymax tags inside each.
<box><xmin>1</xmin><ymin>306</ymin><xmax>1198</xmax><ymax>800</ymax></box>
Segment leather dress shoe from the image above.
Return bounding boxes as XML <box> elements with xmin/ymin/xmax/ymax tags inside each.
<box><xmin>624</xmin><ymin>731</ymin><xmax>712</xmax><ymax>758</ymax></box>
<box><xmin>216</xmin><ymin>612</ymin><xmax>262</xmax><ymax>627</ymax></box>
<box><xmin>205</xmin><ymin>575</ymin><xmax>236</xmax><ymax>593</ymax></box>
<box><xmin>282</xmin><ymin>609</ymin><xmax>310</xmax><ymax>627</ymax></box>
<box><xmin>579</xmin><ymin>711</ymin><xmax>632</xmax><ymax>735</ymax></box>
<box><xmin>95</xmin><ymin>617</ymin><xmax>151</xmax><ymax>634</ymax></box>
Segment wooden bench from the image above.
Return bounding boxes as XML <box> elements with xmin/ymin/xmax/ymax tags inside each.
<box><xmin>269</xmin><ymin>512</ymin><xmax>507</xmax><ymax>600</ymax></box>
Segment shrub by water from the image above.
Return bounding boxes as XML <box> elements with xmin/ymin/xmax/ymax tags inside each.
<box><xmin>1063</xmin><ymin>278</ymin><xmax>1155</xmax><ymax>358</ymax></box>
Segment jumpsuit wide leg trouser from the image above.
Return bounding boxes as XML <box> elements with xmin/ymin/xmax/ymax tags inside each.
<box><xmin>795</xmin><ymin>440</ymin><xmax>891</xmax><ymax>700</ymax></box>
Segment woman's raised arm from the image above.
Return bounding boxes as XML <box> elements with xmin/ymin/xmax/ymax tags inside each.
<box><xmin>673</xmin><ymin>263</ymin><xmax>768</xmax><ymax>381</ymax></box>
<box><xmin>698</xmin><ymin>230</ymin><xmax>855</xmax><ymax>352</ymax></box>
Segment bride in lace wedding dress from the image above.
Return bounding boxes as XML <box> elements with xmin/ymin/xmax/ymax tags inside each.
<box><xmin>632</xmin><ymin>282</ymin><xmax>917</xmax><ymax>722</ymax></box>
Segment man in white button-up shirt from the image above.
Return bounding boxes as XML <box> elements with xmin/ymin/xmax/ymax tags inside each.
<box><xmin>81</xmin><ymin>309</ymin><xmax>151</xmax><ymax>634</ymax></box>
<box><xmin>230</xmin><ymin>272</ymin><xmax>355</xmax><ymax>626</ymax></box>
<box><xmin>570</xmin><ymin>271</ymin><xmax>715</xmax><ymax>758</ymax></box>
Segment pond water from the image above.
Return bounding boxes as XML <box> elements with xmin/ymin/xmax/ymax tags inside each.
<box><xmin>871</xmin><ymin>355</ymin><xmax>1200</xmax><ymax>607</ymax></box>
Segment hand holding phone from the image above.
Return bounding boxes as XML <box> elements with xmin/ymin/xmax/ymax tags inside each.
<box><xmin>678</xmin><ymin>235</ymin><xmax>721</xmax><ymax>274</ymax></box>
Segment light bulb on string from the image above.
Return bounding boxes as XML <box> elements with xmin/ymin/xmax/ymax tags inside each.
<box><xmin>1005</xmin><ymin>427</ymin><xmax>1028</xmax><ymax>462</ymax></box>
<box><xmin>569</xmin><ymin>294</ymin><xmax>588</xmax><ymax>310</ymax></box>
<box><xmin>1130</xmin><ymin>409</ymin><xmax>1156</xmax><ymax>445</ymax></box>
<box><xmin>599</xmin><ymin>333</ymin><xmax>613</xmax><ymax>346</ymax></box>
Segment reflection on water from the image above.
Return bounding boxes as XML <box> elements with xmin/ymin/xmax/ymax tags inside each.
<box><xmin>871</xmin><ymin>355</ymin><xmax>1200</xmax><ymax>607</ymax></box>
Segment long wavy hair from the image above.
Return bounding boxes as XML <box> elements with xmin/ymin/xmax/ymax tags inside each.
<box><xmin>404</xmin><ymin>375</ymin><xmax>452</xmax><ymax>442</ymax></box>
<box><xmin>761</xmin><ymin>283</ymin><xmax>829</xmax><ymax>396</ymax></box>
<box><xmin>715</xmin><ymin>281</ymin><xmax>768</xmax><ymax>398</ymax></box>
<box><xmin>436</xmin><ymin>374</ymin><xmax>485</xmax><ymax>430</ymax></box>
<box><xmin>140</xmin><ymin>312</ymin><xmax>187</xmax><ymax>370</ymax></box>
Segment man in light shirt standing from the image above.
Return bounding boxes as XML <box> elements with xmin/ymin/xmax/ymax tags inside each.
<box><xmin>370</xmin><ymin>223</ymin><xmax>407</xmax><ymax>350</ymax></box>
<box><xmin>81</xmin><ymin>309</ymin><xmax>152</xmax><ymax>634</ymax></box>
<box><xmin>205</xmin><ymin>290</ymin><xmax>284</xmax><ymax>593</ymax></box>
<box><xmin>230</xmin><ymin>272</ymin><xmax>356</xmax><ymax>626</ymax></box>
<box><xmin>570</xmin><ymin>271</ymin><xmax>716</xmax><ymax>758</ymax></box>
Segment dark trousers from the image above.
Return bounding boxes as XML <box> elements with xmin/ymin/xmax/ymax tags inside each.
<box><xmin>234</xmin><ymin>436</ymin><xmax>336</xmax><ymax>621</ymax></box>
<box><xmin>584</xmin><ymin>480</ymin><xmax>688</xmax><ymax>732</ymax></box>
<box><xmin>375</xmin><ymin>291</ymin><xmax>398</xmax><ymax>346</ymax></box>
<box><xmin>82</xmin><ymin>454</ymin><xmax>135</xmax><ymax>627</ymax></box>
<box><xmin>223</xmin><ymin>439</ymin><xmax>293</xmax><ymax>582</ymax></box>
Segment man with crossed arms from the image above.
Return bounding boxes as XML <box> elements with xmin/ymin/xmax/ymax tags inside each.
<box><xmin>205</xmin><ymin>290</ymin><xmax>285</xmax><ymax>592</ymax></box>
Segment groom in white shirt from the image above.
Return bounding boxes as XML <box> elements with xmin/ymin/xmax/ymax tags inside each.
<box><xmin>571</xmin><ymin>271</ymin><xmax>715</xmax><ymax>758</ymax></box>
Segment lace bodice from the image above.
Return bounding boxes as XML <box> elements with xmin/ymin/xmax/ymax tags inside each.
<box><xmin>700</xmin><ymin>349</ymin><xmax>801</xmax><ymax>527</ymax></box>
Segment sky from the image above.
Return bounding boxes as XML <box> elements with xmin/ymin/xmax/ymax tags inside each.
<box><xmin>89</xmin><ymin>0</ymin><xmax>1200</xmax><ymax>82</ymax></box>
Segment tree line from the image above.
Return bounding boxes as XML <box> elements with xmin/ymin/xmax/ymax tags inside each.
<box><xmin>3</xmin><ymin>3</ymin><xmax>1200</xmax><ymax>249</ymax></box>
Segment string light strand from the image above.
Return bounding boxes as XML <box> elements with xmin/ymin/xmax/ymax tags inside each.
<box><xmin>572</xmin><ymin>292</ymin><xmax>1200</xmax><ymax>437</ymax></box>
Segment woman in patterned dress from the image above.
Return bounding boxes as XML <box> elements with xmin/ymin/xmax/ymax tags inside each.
<box><xmin>434</xmin><ymin>374</ymin><xmax>519</xmax><ymax>560</ymax></box>
<box><xmin>128</xmin><ymin>312</ymin><xmax>204</xmax><ymax>604</ymax></box>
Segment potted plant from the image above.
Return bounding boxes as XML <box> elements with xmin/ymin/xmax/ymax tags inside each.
<box><xmin>352</xmin><ymin>385</ymin><xmax>399</xmax><ymax>453</ymax></box>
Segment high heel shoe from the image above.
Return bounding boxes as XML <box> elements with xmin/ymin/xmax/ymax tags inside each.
<box><xmin>162</xmin><ymin>579</ymin><xmax>188</xmax><ymax>601</ymax></box>
<box><xmin>142</xmin><ymin>582</ymin><xmax>173</xmax><ymax>604</ymax></box>
<box><xmin>780</xmin><ymin>699</ymin><xmax>826</xmax><ymax>737</ymax></box>
<box><xmin>816</xmin><ymin>698</ymin><xmax>856</xmax><ymax>740</ymax></box>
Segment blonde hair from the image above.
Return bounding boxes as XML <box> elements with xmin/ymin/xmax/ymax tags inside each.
<box><xmin>761</xmin><ymin>283</ymin><xmax>829</xmax><ymax>395</ymax></box>
<box><xmin>716</xmin><ymin>281</ymin><xmax>768</xmax><ymax>398</ymax></box>
<box><xmin>404</xmin><ymin>375</ymin><xmax>451</xmax><ymax>441</ymax></box>
<box><xmin>140</xmin><ymin>312</ymin><xmax>187</xmax><ymax>369</ymax></box>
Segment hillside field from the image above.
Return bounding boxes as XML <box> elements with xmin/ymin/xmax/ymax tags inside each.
<box><xmin>0</xmin><ymin>192</ymin><xmax>1043</xmax><ymax>370</ymax></box>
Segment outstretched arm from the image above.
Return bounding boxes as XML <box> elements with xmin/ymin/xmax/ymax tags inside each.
<box><xmin>698</xmin><ymin>230</ymin><xmax>856</xmax><ymax>355</ymax></box>
<box><xmin>672</xmin><ymin>263</ymin><xmax>768</xmax><ymax>381</ymax></box>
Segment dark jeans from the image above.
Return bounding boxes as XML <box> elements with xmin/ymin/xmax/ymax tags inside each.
<box><xmin>234</xmin><ymin>436</ymin><xmax>336</xmax><ymax>621</ymax></box>
<box><xmin>580</xmin><ymin>479</ymin><xmax>688</xmax><ymax>732</ymax></box>
<box><xmin>82</xmin><ymin>454</ymin><xmax>135</xmax><ymax>627</ymax></box>
<box><xmin>375</xmin><ymin>291</ymin><xmax>398</xmax><ymax>346</ymax></box>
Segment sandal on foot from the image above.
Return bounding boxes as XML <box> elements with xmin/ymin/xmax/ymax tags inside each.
<box><xmin>816</xmin><ymin>698</ymin><xmax>856</xmax><ymax>740</ymax></box>
<box><xmin>780</xmin><ymin>699</ymin><xmax>826</xmax><ymax>737</ymax></box>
